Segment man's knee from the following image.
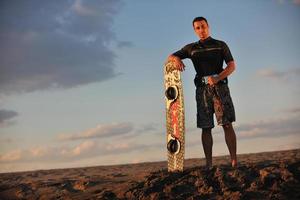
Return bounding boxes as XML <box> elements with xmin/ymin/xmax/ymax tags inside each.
<box><xmin>222</xmin><ymin>123</ymin><xmax>232</xmax><ymax>130</ymax></box>
<box><xmin>202</xmin><ymin>128</ymin><xmax>212</xmax><ymax>134</ymax></box>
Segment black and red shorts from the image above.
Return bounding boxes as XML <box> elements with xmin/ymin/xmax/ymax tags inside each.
<box><xmin>196</xmin><ymin>83</ymin><xmax>236</xmax><ymax>128</ymax></box>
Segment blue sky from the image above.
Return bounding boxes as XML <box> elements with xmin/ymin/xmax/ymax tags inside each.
<box><xmin>0</xmin><ymin>0</ymin><xmax>300</xmax><ymax>172</ymax></box>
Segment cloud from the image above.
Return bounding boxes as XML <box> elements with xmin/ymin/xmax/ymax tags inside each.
<box><xmin>58</xmin><ymin>122</ymin><xmax>134</xmax><ymax>141</ymax></box>
<box><xmin>276</xmin><ymin>142</ymin><xmax>300</xmax><ymax>150</ymax></box>
<box><xmin>0</xmin><ymin>138</ymin><xmax>13</xmax><ymax>144</ymax></box>
<box><xmin>293</xmin><ymin>0</ymin><xmax>300</xmax><ymax>5</ymax></box>
<box><xmin>0</xmin><ymin>109</ymin><xmax>18</xmax><ymax>126</ymax></box>
<box><xmin>0</xmin><ymin>140</ymin><xmax>154</xmax><ymax>164</ymax></box>
<box><xmin>236</xmin><ymin>115</ymin><xmax>300</xmax><ymax>139</ymax></box>
<box><xmin>282</xmin><ymin>107</ymin><xmax>300</xmax><ymax>114</ymax></box>
<box><xmin>29</xmin><ymin>146</ymin><xmax>49</xmax><ymax>157</ymax></box>
<box><xmin>277</xmin><ymin>0</ymin><xmax>285</xmax><ymax>4</ymax></box>
<box><xmin>0</xmin><ymin>141</ymin><xmax>95</xmax><ymax>163</ymax></box>
<box><xmin>256</xmin><ymin>69</ymin><xmax>286</xmax><ymax>79</ymax></box>
<box><xmin>102</xmin><ymin>142</ymin><xmax>148</xmax><ymax>155</ymax></box>
<box><xmin>58</xmin><ymin>122</ymin><xmax>162</xmax><ymax>141</ymax></box>
<box><xmin>117</xmin><ymin>122</ymin><xmax>161</xmax><ymax>140</ymax></box>
<box><xmin>256</xmin><ymin>68</ymin><xmax>300</xmax><ymax>80</ymax></box>
<box><xmin>0</xmin><ymin>150</ymin><xmax>21</xmax><ymax>162</ymax></box>
<box><xmin>275</xmin><ymin>0</ymin><xmax>300</xmax><ymax>5</ymax></box>
<box><xmin>0</xmin><ymin>0</ymin><xmax>122</xmax><ymax>95</ymax></box>
<box><xmin>72</xmin><ymin>140</ymin><xmax>96</xmax><ymax>156</ymax></box>
<box><xmin>71</xmin><ymin>0</ymin><xmax>97</xmax><ymax>16</ymax></box>
<box><xmin>135</xmin><ymin>123</ymin><xmax>158</xmax><ymax>134</ymax></box>
<box><xmin>117</xmin><ymin>41</ymin><xmax>134</xmax><ymax>48</ymax></box>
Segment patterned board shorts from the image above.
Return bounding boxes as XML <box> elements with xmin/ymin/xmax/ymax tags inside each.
<box><xmin>196</xmin><ymin>83</ymin><xmax>236</xmax><ymax>128</ymax></box>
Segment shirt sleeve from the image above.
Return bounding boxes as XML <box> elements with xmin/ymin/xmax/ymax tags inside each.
<box><xmin>222</xmin><ymin>42</ymin><xmax>234</xmax><ymax>63</ymax></box>
<box><xmin>172</xmin><ymin>44</ymin><xmax>191</xmax><ymax>60</ymax></box>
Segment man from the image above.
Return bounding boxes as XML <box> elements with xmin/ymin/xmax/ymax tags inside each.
<box><xmin>167</xmin><ymin>16</ymin><xmax>237</xmax><ymax>168</ymax></box>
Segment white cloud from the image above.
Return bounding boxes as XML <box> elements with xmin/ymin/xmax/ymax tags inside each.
<box><xmin>29</xmin><ymin>147</ymin><xmax>48</xmax><ymax>157</ymax></box>
<box><xmin>58</xmin><ymin>122</ymin><xmax>134</xmax><ymax>141</ymax></box>
<box><xmin>276</xmin><ymin>142</ymin><xmax>300</xmax><ymax>150</ymax></box>
<box><xmin>275</xmin><ymin>0</ymin><xmax>300</xmax><ymax>5</ymax></box>
<box><xmin>72</xmin><ymin>140</ymin><xmax>96</xmax><ymax>156</ymax></box>
<box><xmin>0</xmin><ymin>141</ymin><xmax>151</xmax><ymax>164</ymax></box>
<box><xmin>0</xmin><ymin>138</ymin><xmax>13</xmax><ymax>144</ymax></box>
<box><xmin>282</xmin><ymin>107</ymin><xmax>300</xmax><ymax>114</ymax></box>
<box><xmin>238</xmin><ymin>127</ymin><xmax>266</xmax><ymax>138</ymax></box>
<box><xmin>0</xmin><ymin>0</ymin><xmax>123</xmax><ymax>95</ymax></box>
<box><xmin>117</xmin><ymin>41</ymin><xmax>134</xmax><ymax>48</ymax></box>
<box><xmin>293</xmin><ymin>0</ymin><xmax>300</xmax><ymax>5</ymax></box>
<box><xmin>0</xmin><ymin>149</ymin><xmax>21</xmax><ymax>162</ymax></box>
<box><xmin>236</xmin><ymin>115</ymin><xmax>300</xmax><ymax>139</ymax></box>
<box><xmin>256</xmin><ymin>68</ymin><xmax>285</xmax><ymax>79</ymax></box>
<box><xmin>134</xmin><ymin>123</ymin><xmax>158</xmax><ymax>134</ymax></box>
<box><xmin>105</xmin><ymin>143</ymin><xmax>129</xmax><ymax>151</ymax></box>
<box><xmin>71</xmin><ymin>0</ymin><xmax>96</xmax><ymax>16</ymax></box>
<box><xmin>0</xmin><ymin>109</ymin><xmax>18</xmax><ymax>127</ymax></box>
<box><xmin>256</xmin><ymin>68</ymin><xmax>300</xmax><ymax>80</ymax></box>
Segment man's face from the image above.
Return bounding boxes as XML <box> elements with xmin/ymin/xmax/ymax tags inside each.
<box><xmin>193</xmin><ymin>20</ymin><xmax>210</xmax><ymax>40</ymax></box>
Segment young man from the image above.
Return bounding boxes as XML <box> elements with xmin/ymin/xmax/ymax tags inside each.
<box><xmin>167</xmin><ymin>16</ymin><xmax>237</xmax><ymax>168</ymax></box>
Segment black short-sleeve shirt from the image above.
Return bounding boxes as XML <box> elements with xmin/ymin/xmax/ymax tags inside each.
<box><xmin>172</xmin><ymin>37</ymin><xmax>234</xmax><ymax>77</ymax></box>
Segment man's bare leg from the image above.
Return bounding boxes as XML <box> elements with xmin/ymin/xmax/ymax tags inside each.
<box><xmin>223</xmin><ymin>123</ymin><xmax>237</xmax><ymax>167</ymax></box>
<box><xmin>202</xmin><ymin>128</ymin><xmax>213</xmax><ymax>168</ymax></box>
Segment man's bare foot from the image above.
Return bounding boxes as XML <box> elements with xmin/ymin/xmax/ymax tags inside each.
<box><xmin>206</xmin><ymin>161</ymin><xmax>212</xmax><ymax>168</ymax></box>
<box><xmin>203</xmin><ymin>165</ymin><xmax>214</xmax><ymax>172</ymax></box>
<box><xmin>231</xmin><ymin>159</ymin><xmax>238</xmax><ymax>168</ymax></box>
<box><xmin>204</xmin><ymin>162</ymin><xmax>213</xmax><ymax>171</ymax></box>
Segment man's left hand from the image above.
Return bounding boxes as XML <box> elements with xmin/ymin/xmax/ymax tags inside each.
<box><xmin>207</xmin><ymin>75</ymin><xmax>219</xmax><ymax>86</ymax></box>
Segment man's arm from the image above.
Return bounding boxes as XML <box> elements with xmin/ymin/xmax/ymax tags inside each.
<box><xmin>208</xmin><ymin>61</ymin><xmax>236</xmax><ymax>85</ymax></box>
<box><xmin>218</xmin><ymin>60</ymin><xmax>236</xmax><ymax>80</ymax></box>
<box><xmin>167</xmin><ymin>55</ymin><xmax>185</xmax><ymax>71</ymax></box>
<box><xmin>209</xmin><ymin>41</ymin><xmax>236</xmax><ymax>85</ymax></box>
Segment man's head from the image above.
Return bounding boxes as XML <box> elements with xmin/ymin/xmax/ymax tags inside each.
<box><xmin>192</xmin><ymin>16</ymin><xmax>210</xmax><ymax>41</ymax></box>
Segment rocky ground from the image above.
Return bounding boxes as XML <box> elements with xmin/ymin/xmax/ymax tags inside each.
<box><xmin>0</xmin><ymin>149</ymin><xmax>299</xmax><ymax>200</ymax></box>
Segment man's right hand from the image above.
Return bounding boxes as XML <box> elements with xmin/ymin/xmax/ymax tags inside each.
<box><xmin>167</xmin><ymin>55</ymin><xmax>185</xmax><ymax>71</ymax></box>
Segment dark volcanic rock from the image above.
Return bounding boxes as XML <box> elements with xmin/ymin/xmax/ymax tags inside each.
<box><xmin>126</xmin><ymin>160</ymin><xmax>300</xmax><ymax>200</ymax></box>
<box><xmin>0</xmin><ymin>149</ymin><xmax>299</xmax><ymax>200</ymax></box>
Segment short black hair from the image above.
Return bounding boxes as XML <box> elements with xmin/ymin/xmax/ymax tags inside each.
<box><xmin>192</xmin><ymin>16</ymin><xmax>208</xmax><ymax>27</ymax></box>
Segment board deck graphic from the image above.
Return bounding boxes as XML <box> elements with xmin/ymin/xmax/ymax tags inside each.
<box><xmin>164</xmin><ymin>61</ymin><xmax>185</xmax><ymax>172</ymax></box>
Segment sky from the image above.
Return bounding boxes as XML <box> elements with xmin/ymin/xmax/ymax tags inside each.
<box><xmin>0</xmin><ymin>0</ymin><xmax>300</xmax><ymax>173</ymax></box>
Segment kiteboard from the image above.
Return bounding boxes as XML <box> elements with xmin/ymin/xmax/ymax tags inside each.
<box><xmin>164</xmin><ymin>60</ymin><xmax>185</xmax><ymax>172</ymax></box>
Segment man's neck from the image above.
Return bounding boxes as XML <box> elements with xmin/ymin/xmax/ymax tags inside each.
<box><xmin>199</xmin><ymin>36</ymin><xmax>211</xmax><ymax>43</ymax></box>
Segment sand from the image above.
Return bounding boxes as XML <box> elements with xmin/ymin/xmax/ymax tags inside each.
<box><xmin>0</xmin><ymin>149</ymin><xmax>299</xmax><ymax>199</ymax></box>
